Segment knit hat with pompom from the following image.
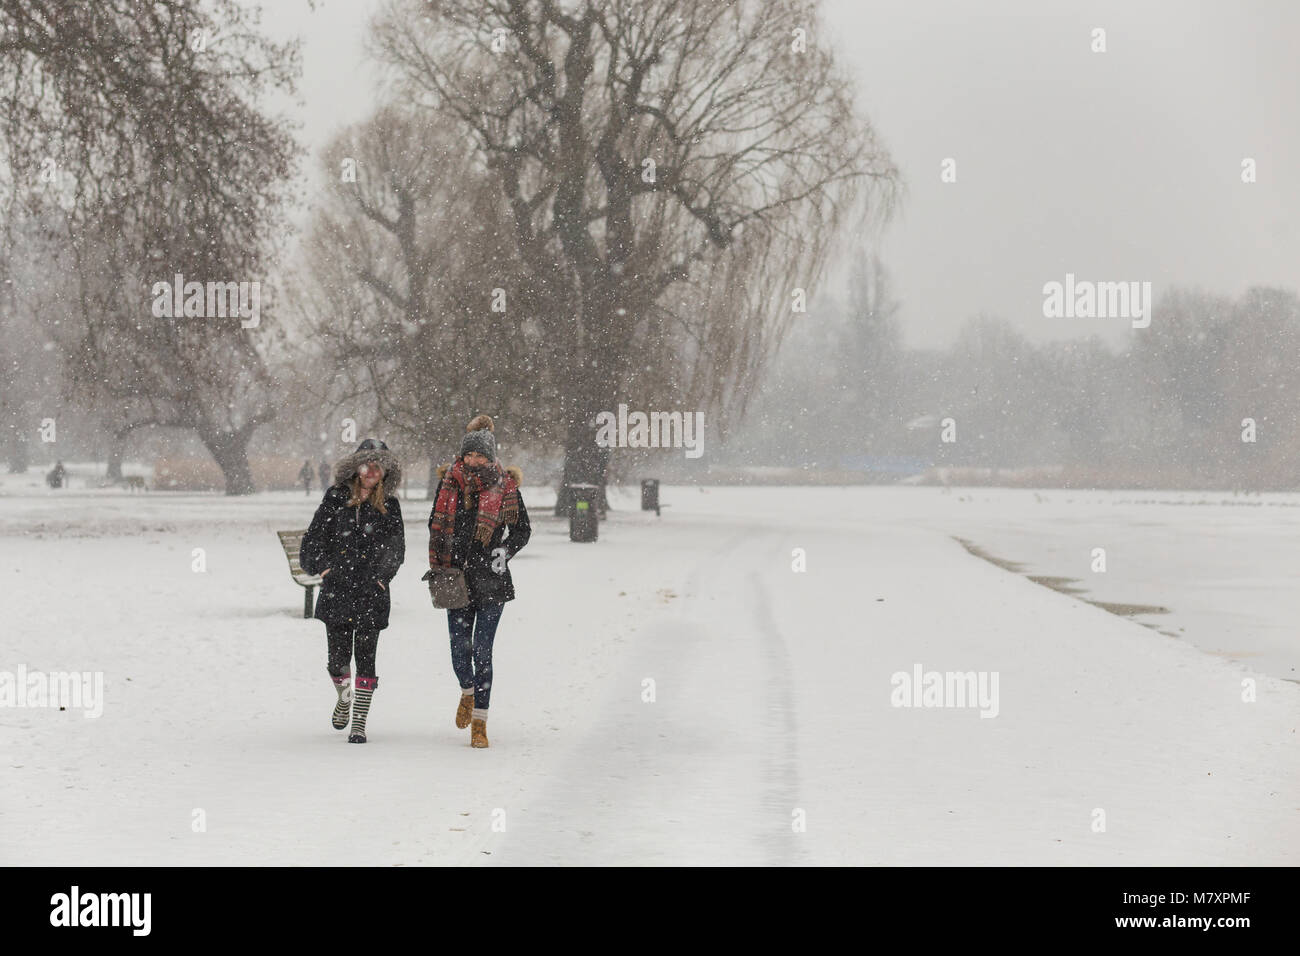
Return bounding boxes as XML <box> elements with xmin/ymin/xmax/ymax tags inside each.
<box><xmin>459</xmin><ymin>414</ymin><xmax>497</xmax><ymax>461</ymax></box>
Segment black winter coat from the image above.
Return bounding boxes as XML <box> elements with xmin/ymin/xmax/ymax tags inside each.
<box><xmin>428</xmin><ymin>479</ymin><xmax>531</xmax><ymax>606</ymax></box>
<box><xmin>300</xmin><ymin>486</ymin><xmax>406</xmax><ymax>631</ymax></box>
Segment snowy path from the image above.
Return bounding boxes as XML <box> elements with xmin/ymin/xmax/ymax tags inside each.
<box><xmin>492</xmin><ymin>520</ymin><xmax>803</xmax><ymax>865</ymax></box>
<box><xmin>1</xmin><ymin>486</ymin><xmax>1296</xmax><ymax>865</ymax></box>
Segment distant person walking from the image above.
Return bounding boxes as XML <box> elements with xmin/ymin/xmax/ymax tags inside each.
<box><xmin>297</xmin><ymin>459</ymin><xmax>313</xmax><ymax>495</ymax></box>
<box><xmin>428</xmin><ymin>415</ymin><xmax>530</xmax><ymax>748</ymax></box>
<box><xmin>299</xmin><ymin>439</ymin><xmax>406</xmax><ymax>743</ymax></box>
<box><xmin>318</xmin><ymin>460</ymin><xmax>331</xmax><ymax>493</ymax></box>
<box><xmin>46</xmin><ymin>461</ymin><xmax>66</xmax><ymax>489</ymax></box>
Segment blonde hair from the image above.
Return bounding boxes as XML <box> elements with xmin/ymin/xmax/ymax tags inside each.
<box><xmin>347</xmin><ymin>474</ymin><xmax>388</xmax><ymax>514</ymax></box>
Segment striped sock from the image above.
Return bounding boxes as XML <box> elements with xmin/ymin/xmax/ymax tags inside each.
<box><xmin>350</xmin><ymin>676</ymin><xmax>378</xmax><ymax>740</ymax></box>
<box><xmin>471</xmin><ymin>707</ymin><xmax>488</xmax><ymax>722</ymax></box>
<box><xmin>331</xmin><ymin>673</ymin><xmax>352</xmax><ymax>730</ymax></box>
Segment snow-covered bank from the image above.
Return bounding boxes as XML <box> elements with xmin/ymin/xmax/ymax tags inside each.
<box><xmin>0</xmin><ymin>484</ymin><xmax>1295</xmax><ymax>865</ymax></box>
<box><xmin>907</xmin><ymin>487</ymin><xmax>1300</xmax><ymax>682</ymax></box>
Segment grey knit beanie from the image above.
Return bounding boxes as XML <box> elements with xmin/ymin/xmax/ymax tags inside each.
<box><xmin>460</xmin><ymin>429</ymin><xmax>497</xmax><ymax>461</ymax></box>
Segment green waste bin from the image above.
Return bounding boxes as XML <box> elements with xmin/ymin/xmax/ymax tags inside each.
<box><xmin>569</xmin><ymin>483</ymin><xmax>599</xmax><ymax>542</ymax></box>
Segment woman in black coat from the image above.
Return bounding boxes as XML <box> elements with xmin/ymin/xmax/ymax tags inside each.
<box><xmin>299</xmin><ymin>438</ymin><xmax>405</xmax><ymax>743</ymax></box>
<box><xmin>428</xmin><ymin>415</ymin><xmax>530</xmax><ymax>748</ymax></box>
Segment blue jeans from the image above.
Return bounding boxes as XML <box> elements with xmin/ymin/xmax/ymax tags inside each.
<box><xmin>448</xmin><ymin>603</ymin><xmax>505</xmax><ymax>710</ymax></box>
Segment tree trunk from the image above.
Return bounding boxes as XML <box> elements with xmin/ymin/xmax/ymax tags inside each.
<box><xmin>199</xmin><ymin>428</ymin><xmax>257</xmax><ymax>496</ymax></box>
<box><xmin>554</xmin><ymin>418</ymin><xmax>612</xmax><ymax>517</ymax></box>
<box><xmin>7</xmin><ymin>431</ymin><xmax>29</xmax><ymax>474</ymax></box>
<box><xmin>553</xmin><ymin>339</ymin><xmax>617</xmax><ymax>517</ymax></box>
<box><xmin>106</xmin><ymin>424</ymin><xmax>137</xmax><ymax>480</ymax></box>
<box><xmin>552</xmin><ymin>298</ymin><xmax>623</xmax><ymax>517</ymax></box>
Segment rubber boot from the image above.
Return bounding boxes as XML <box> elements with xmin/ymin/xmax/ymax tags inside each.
<box><xmin>349</xmin><ymin>676</ymin><xmax>377</xmax><ymax>743</ymax></box>
<box><xmin>331</xmin><ymin>672</ymin><xmax>352</xmax><ymax>730</ymax></box>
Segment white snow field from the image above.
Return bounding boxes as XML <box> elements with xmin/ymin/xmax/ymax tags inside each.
<box><xmin>1</xmin><ymin>478</ymin><xmax>1297</xmax><ymax>866</ymax></box>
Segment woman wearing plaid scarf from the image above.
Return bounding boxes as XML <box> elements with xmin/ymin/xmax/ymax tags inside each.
<box><xmin>428</xmin><ymin>415</ymin><xmax>531</xmax><ymax>748</ymax></box>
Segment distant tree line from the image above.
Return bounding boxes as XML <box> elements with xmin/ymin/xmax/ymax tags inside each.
<box><xmin>722</xmin><ymin>266</ymin><xmax>1300</xmax><ymax>491</ymax></box>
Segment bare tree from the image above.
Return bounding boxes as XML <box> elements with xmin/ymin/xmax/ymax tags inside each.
<box><xmin>1134</xmin><ymin>286</ymin><xmax>1300</xmax><ymax>488</ymax></box>
<box><xmin>371</xmin><ymin>0</ymin><xmax>896</xmax><ymax>511</ymax></box>
<box><xmin>292</xmin><ymin>106</ymin><xmax>558</xmax><ymax>494</ymax></box>
<box><xmin>840</xmin><ymin>254</ymin><xmax>901</xmax><ymax>455</ymax></box>
<box><xmin>1224</xmin><ymin>288</ymin><xmax>1300</xmax><ymax>488</ymax></box>
<box><xmin>0</xmin><ymin>0</ymin><xmax>299</xmax><ymax>493</ymax></box>
<box><xmin>1129</xmin><ymin>288</ymin><xmax>1234</xmax><ymax>475</ymax></box>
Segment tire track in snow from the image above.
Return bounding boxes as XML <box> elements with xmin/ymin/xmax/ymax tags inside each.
<box><xmin>673</xmin><ymin>525</ymin><xmax>803</xmax><ymax>863</ymax></box>
<box><xmin>747</xmin><ymin>568</ymin><xmax>802</xmax><ymax>866</ymax></box>
<box><xmin>489</xmin><ymin>525</ymin><xmax>780</xmax><ymax>864</ymax></box>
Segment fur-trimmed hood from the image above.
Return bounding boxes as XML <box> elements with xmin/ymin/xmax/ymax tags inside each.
<box><xmin>333</xmin><ymin>448</ymin><xmax>403</xmax><ymax>491</ymax></box>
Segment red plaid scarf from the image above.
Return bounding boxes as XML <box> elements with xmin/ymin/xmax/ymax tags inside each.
<box><xmin>429</xmin><ymin>458</ymin><xmax>520</xmax><ymax>568</ymax></box>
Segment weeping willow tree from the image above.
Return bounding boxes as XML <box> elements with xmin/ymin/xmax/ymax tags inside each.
<box><xmin>373</xmin><ymin>0</ymin><xmax>897</xmax><ymax>510</ymax></box>
<box><xmin>0</xmin><ymin>0</ymin><xmax>298</xmax><ymax>493</ymax></box>
<box><xmin>292</xmin><ymin>105</ymin><xmax>560</xmax><ymax>494</ymax></box>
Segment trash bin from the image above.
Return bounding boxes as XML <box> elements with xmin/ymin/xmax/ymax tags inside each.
<box><xmin>569</xmin><ymin>483</ymin><xmax>599</xmax><ymax>542</ymax></box>
<box><xmin>640</xmin><ymin>478</ymin><xmax>660</xmax><ymax>516</ymax></box>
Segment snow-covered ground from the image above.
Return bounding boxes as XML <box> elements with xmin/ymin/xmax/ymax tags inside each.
<box><xmin>1</xmin><ymin>476</ymin><xmax>1296</xmax><ymax>865</ymax></box>
<box><xmin>921</xmin><ymin>488</ymin><xmax>1300</xmax><ymax>682</ymax></box>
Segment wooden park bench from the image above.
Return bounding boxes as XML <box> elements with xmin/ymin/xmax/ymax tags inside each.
<box><xmin>276</xmin><ymin>529</ymin><xmax>323</xmax><ymax>618</ymax></box>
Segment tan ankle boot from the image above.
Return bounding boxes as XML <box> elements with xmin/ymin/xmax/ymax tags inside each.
<box><xmin>470</xmin><ymin>713</ymin><xmax>489</xmax><ymax>748</ymax></box>
<box><xmin>455</xmin><ymin>690</ymin><xmax>474</xmax><ymax>729</ymax></box>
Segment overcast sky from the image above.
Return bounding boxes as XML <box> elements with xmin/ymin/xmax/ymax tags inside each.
<box><xmin>256</xmin><ymin>0</ymin><xmax>1300</xmax><ymax>349</ymax></box>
